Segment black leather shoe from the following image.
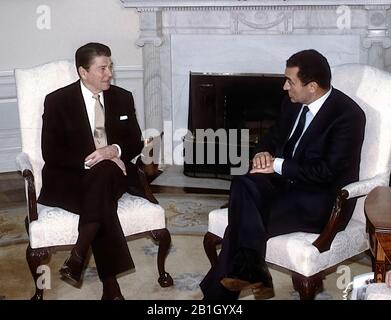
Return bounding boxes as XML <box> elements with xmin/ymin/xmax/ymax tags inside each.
<box><xmin>220</xmin><ymin>277</ymin><xmax>262</xmax><ymax>292</ymax></box>
<box><xmin>252</xmin><ymin>283</ymin><xmax>275</xmax><ymax>299</ymax></box>
<box><xmin>220</xmin><ymin>277</ymin><xmax>274</xmax><ymax>299</ymax></box>
<box><xmin>59</xmin><ymin>252</ymin><xmax>84</xmax><ymax>285</ymax></box>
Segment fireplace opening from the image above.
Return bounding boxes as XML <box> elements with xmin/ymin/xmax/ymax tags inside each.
<box><xmin>184</xmin><ymin>72</ymin><xmax>286</xmax><ymax>180</ymax></box>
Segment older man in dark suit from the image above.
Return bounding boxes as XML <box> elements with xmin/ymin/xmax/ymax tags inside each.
<box><xmin>38</xmin><ymin>42</ymin><xmax>145</xmax><ymax>300</ymax></box>
<box><xmin>200</xmin><ymin>49</ymin><xmax>366</xmax><ymax>300</ymax></box>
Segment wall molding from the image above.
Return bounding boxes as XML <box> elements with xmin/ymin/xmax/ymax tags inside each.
<box><xmin>114</xmin><ymin>66</ymin><xmax>143</xmax><ymax>80</ymax></box>
<box><xmin>0</xmin><ymin>71</ymin><xmax>16</xmax><ymax>100</ymax></box>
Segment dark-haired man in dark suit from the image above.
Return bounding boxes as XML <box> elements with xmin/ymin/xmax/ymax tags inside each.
<box><xmin>39</xmin><ymin>42</ymin><xmax>144</xmax><ymax>300</ymax></box>
<box><xmin>200</xmin><ymin>49</ymin><xmax>366</xmax><ymax>300</ymax></box>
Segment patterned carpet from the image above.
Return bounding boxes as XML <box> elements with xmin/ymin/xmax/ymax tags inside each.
<box><xmin>0</xmin><ymin>173</ymin><xmax>373</xmax><ymax>300</ymax></box>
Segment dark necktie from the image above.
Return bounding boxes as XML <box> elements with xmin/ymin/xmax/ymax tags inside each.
<box><xmin>283</xmin><ymin>105</ymin><xmax>309</xmax><ymax>159</ymax></box>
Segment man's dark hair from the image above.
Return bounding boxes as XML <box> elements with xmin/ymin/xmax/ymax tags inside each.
<box><xmin>75</xmin><ymin>42</ymin><xmax>111</xmax><ymax>76</ymax></box>
<box><xmin>286</xmin><ymin>49</ymin><xmax>331</xmax><ymax>90</ymax></box>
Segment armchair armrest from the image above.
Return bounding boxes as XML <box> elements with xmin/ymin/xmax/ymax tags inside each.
<box><xmin>312</xmin><ymin>189</ymin><xmax>348</xmax><ymax>253</ymax></box>
<box><xmin>16</xmin><ymin>151</ymin><xmax>33</xmax><ymax>173</ymax></box>
<box><xmin>312</xmin><ymin>173</ymin><xmax>390</xmax><ymax>253</ymax></box>
<box><xmin>15</xmin><ymin>152</ymin><xmax>38</xmax><ymax>222</ymax></box>
<box><xmin>136</xmin><ymin>156</ymin><xmax>159</xmax><ymax>204</ymax></box>
<box><xmin>343</xmin><ymin>173</ymin><xmax>390</xmax><ymax>199</ymax></box>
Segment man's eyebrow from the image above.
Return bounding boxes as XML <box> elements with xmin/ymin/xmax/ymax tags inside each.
<box><xmin>97</xmin><ymin>63</ymin><xmax>113</xmax><ymax>67</ymax></box>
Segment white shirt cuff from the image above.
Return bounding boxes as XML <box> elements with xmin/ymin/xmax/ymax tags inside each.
<box><xmin>273</xmin><ymin>158</ymin><xmax>284</xmax><ymax>175</ymax></box>
<box><xmin>113</xmin><ymin>144</ymin><xmax>121</xmax><ymax>158</ymax></box>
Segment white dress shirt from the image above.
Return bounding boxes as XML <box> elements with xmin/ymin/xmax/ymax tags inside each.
<box><xmin>273</xmin><ymin>87</ymin><xmax>332</xmax><ymax>174</ymax></box>
<box><xmin>80</xmin><ymin>81</ymin><xmax>121</xmax><ymax>158</ymax></box>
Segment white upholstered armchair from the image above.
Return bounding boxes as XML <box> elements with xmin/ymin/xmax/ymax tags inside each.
<box><xmin>203</xmin><ymin>64</ymin><xmax>391</xmax><ymax>299</ymax></box>
<box><xmin>15</xmin><ymin>60</ymin><xmax>173</xmax><ymax>300</ymax></box>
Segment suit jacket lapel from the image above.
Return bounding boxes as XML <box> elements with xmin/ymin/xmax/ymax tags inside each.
<box><xmin>70</xmin><ymin>80</ymin><xmax>96</xmax><ymax>152</ymax></box>
<box><xmin>103</xmin><ymin>87</ymin><xmax>115</xmax><ymax>145</ymax></box>
<box><xmin>284</xmin><ymin>104</ymin><xmax>302</xmax><ymax>143</ymax></box>
<box><xmin>276</xmin><ymin>102</ymin><xmax>302</xmax><ymax>157</ymax></box>
<box><xmin>293</xmin><ymin>89</ymin><xmax>337</xmax><ymax>158</ymax></box>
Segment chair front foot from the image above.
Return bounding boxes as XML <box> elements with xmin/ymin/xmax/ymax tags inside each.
<box><xmin>291</xmin><ymin>272</ymin><xmax>324</xmax><ymax>300</ymax></box>
<box><xmin>150</xmin><ymin>228</ymin><xmax>174</xmax><ymax>287</ymax></box>
<box><xmin>26</xmin><ymin>245</ymin><xmax>51</xmax><ymax>300</ymax></box>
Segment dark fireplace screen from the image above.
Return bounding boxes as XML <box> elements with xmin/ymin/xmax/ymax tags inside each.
<box><xmin>184</xmin><ymin>72</ymin><xmax>286</xmax><ymax>180</ymax></box>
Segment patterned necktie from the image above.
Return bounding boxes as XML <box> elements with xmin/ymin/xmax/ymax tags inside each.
<box><xmin>283</xmin><ymin>105</ymin><xmax>309</xmax><ymax>159</ymax></box>
<box><xmin>92</xmin><ymin>94</ymin><xmax>107</xmax><ymax>148</ymax></box>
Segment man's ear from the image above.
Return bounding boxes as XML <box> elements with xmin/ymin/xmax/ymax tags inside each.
<box><xmin>78</xmin><ymin>66</ymin><xmax>87</xmax><ymax>80</ymax></box>
<box><xmin>308</xmin><ymin>81</ymin><xmax>318</xmax><ymax>93</ymax></box>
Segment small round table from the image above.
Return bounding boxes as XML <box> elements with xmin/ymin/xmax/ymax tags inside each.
<box><xmin>364</xmin><ymin>186</ymin><xmax>391</xmax><ymax>282</ymax></box>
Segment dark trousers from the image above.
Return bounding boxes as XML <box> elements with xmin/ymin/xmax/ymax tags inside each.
<box><xmin>200</xmin><ymin>172</ymin><xmax>344</xmax><ymax>299</ymax></box>
<box><xmin>77</xmin><ymin>160</ymin><xmax>134</xmax><ymax>279</ymax></box>
<box><xmin>200</xmin><ymin>168</ymin><xmax>355</xmax><ymax>300</ymax></box>
<box><xmin>200</xmin><ymin>173</ymin><xmax>284</xmax><ymax>300</ymax></box>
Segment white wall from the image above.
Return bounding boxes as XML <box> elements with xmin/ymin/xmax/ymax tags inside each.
<box><xmin>0</xmin><ymin>0</ymin><xmax>143</xmax><ymax>172</ymax></box>
<box><xmin>0</xmin><ymin>0</ymin><xmax>142</xmax><ymax>69</ymax></box>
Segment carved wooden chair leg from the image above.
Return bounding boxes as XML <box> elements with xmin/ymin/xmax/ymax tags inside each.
<box><xmin>291</xmin><ymin>272</ymin><xmax>324</xmax><ymax>300</ymax></box>
<box><xmin>26</xmin><ymin>245</ymin><xmax>51</xmax><ymax>300</ymax></box>
<box><xmin>150</xmin><ymin>228</ymin><xmax>173</xmax><ymax>287</ymax></box>
<box><xmin>364</xmin><ymin>249</ymin><xmax>376</xmax><ymax>273</ymax></box>
<box><xmin>203</xmin><ymin>232</ymin><xmax>223</xmax><ymax>267</ymax></box>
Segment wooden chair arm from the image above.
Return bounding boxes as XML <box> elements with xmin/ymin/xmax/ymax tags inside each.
<box><xmin>19</xmin><ymin>168</ymin><xmax>39</xmax><ymax>223</ymax></box>
<box><xmin>312</xmin><ymin>189</ymin><xmax>349</xmax><ymax>253</ymax></box>
<box><xmin>136</xmin><ymin>157</ymin><xmax>159</xmax><ymax>204</ymax></box>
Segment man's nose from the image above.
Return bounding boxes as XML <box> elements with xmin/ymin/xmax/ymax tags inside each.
<box><xmin>106</xmin><ymin>68</ymin><xmax>113</xmax><ymax>78</ymax></box>
<box><xmin>283</xmin><ymin>81</ymin><xmax>289</xmax><ymax>90</ymax></box>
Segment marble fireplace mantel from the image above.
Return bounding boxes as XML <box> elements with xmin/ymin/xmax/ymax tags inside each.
<box><xmin>121</xmin><ymin>0</ymin><xmax>391</xmax><ymax>163</ymax></box>
<box><xmin>121</xmin><ymin>0</ymin><xmax>391</xmax><ymax>8</ymax></box>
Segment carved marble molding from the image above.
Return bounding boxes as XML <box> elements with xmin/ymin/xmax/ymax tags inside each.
<box><xmin>136</xmin><ymin>9</ymin><xmax>164</xmax><ymax>47</ymax></box>
<box><xmin>121</xmin><ymin>0</ymin><xmax>391</xmax><ymax>10</ymax></box>
<box><xmin>122</xmin><ymin>1</ymin><xmax>391</xmax><ymax>36</ymax></box>
<box><xmin>230</xmin><ymin>9</ymin><xmax>293</xmax><ymax>34</ymax></box>
<box><xmin>363</xmin><ymin>4</ymin><xmax>391</xmax><ymax>69</ymax></box>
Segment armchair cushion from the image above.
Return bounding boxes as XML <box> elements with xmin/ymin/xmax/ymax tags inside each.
<box><xmin>265</xmin><ymin>219</ymin><xmax>368</xmax><ymax>276</ymax></box>
<box><xmin>208</xmin><ymin>208</ymin><xmax>369</xmax><ymax>277</ymax></box>
<box><xmin>30</xmin><ymin>193</ymin><xmax>165</xmax><ymax>249</ymax></box>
